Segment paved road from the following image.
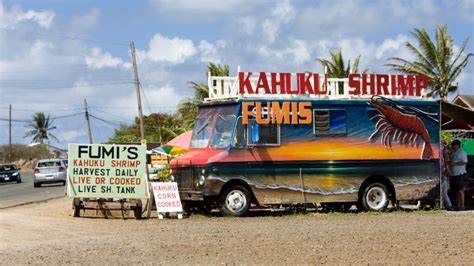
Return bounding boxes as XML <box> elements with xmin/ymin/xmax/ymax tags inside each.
<box><xmin>0</xmin><ymin>172</ymin><xmax>66</xmax><ymax>209</ymax></box>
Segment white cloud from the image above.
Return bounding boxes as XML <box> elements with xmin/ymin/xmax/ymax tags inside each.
<box><xmin>0</xmin><ymin>4</ymin><xmax>55</xmax><ymax>29</ymax></box>
<box><xmin>69</xmin><ymin>8</ymin><xmax>101</xmax><ymax>32</ymax></box>
<box><xmin>198</xmin><ymin>40</ymin><xmax>227</xmax><ymax>63</ymax></box>
<box><xmin>85</xmin><ymin>47</ymin><xmax>129</xmax><ymax>69</ymax></box>
<box><xmin>57</xmin><ymin>130</ymin><xmax>86</xmax><ymax>142</ymax></box>
<box><xmin>150</xmin><ymin>0</ymin><xmax>268</xmax><ymax>18</ymax></box>
<box><xmin>261</xmin><ymin>0</ymin><xmax>295</xmax><ymax>43</ymax></box>
<box><xmin>141</xmin><ymin>34</ymin><xmax>197</xmax><ymax>64</ymax></box>
<box><xmin>235</xmin><ymin>17</ymin><xmax>256</xmax><ymax>36</ymax></box>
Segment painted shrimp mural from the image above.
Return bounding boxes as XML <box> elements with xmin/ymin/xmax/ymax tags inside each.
<box><xmin>368</xmin><ymin>96</ymin><xmax>438</xmax><ymax>160</ymax></box>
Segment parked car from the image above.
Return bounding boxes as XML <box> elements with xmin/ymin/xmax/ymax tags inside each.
<box><xmin>0</xmin><ymin>164</ymin><xmax>21</xmax><ymax>183</ymax></box>
<box><xmin>33</xmin><ymin>159</ymin><xmax>68</xmax><ymax>187</ymax></box>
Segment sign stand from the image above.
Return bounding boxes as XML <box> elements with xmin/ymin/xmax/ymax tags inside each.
<box><xmin>67</xmin><ymin>144</ymin><xmax>149</xmax><ymax>219</ymax></box>
<box><xmin>150</xmin><ymin>182</ymin><xmax>183</xmax><ymax>220</ymax></box>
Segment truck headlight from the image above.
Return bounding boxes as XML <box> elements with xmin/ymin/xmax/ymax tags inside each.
<box><xmin>198</xmin><ymin>175</ymin><xmax>205</xmax><ymax>186</ymax></box>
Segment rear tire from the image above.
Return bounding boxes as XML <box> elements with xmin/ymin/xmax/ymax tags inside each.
<box><xmin>361</xmin><ymin>183</ymin><xmax>389</xmax><ymax>211</ymax></box>
<box><xmin>220</xmin><ymin>185</ymin><xmax>251</xmax><ymax>217</ymax></box>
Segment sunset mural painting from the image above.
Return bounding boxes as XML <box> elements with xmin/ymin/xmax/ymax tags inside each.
<box><xmin>169</xmin><ymin>71</ymin><xmax>440</xmax><ymax>216</ymax></box>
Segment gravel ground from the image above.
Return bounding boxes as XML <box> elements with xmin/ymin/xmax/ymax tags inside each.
<box><xmin>0</xmin><ymin>197</ymin><xmax>473</xmax><ymax>265</ymax></box>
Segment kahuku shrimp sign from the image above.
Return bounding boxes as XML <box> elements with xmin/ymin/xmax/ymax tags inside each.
<box><xmin>240</xmin><ymin>72</ymin><xmax>429</xmax><ymax>125</ymax></box>
<box><xmin>67</xmin><ymin>144</ymin><xmax>148</xmax><ymax>198</ymax></box>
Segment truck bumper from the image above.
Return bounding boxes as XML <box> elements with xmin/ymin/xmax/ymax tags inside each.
<box><xmin>179</xmin><ymin>190</ymin><xmax>204</xmax><ymax>201</ymax></box>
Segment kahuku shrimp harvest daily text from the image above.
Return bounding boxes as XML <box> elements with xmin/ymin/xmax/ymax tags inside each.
<box><xmin>239</xmin><ymin>72</ymin><xmax>429</xmax><ymax>125</ymax></box>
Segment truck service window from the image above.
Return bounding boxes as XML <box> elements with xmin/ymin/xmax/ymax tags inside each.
<box><xmin>313</xmin><ymin>109</ymin><xmax>347</xmax><ymax>135</ymax></box>
<box><xmin>247</xmin><ymin>119</ymin><xmax>280</xmax><ymax>146</ymax></box>
<box><xmin>232</xmin><ymin>117</ymin><xmax>247</xmax><ymax>148</ymax></box>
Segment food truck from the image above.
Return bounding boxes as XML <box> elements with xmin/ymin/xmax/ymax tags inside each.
<box><xmin>169</xmin><ymin>70</ymin><xmax>440</xmax><ymax>216</ymax></box>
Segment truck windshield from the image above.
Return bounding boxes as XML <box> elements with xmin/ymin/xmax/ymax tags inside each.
<box><xmin>190</xmin><ymin>116</ymin><xmax>213</xmax><ymax>148</ymax></box>
<box><xmin>190</xmin><ymin>105</ymin><xmax>237</xmax><ymax>148</ymax></box>
<box><xmin>210</xmin><ymin>114</ymin><xmax>235</xmax><ymax>148</ymax></box>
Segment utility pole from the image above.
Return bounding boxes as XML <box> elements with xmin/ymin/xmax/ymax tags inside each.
<box><xmin>8</xmin><ymin>104</ymin><xmax>11</xmax><ymax>162</ymax></box>
<box><xmin>83</xmin><ymin>99</ymin><xmax>93</xmax><ymax>144</ymax></box>
<box><xmin>130</xmin><ymin>41</ymin><xmax>145</xmax><ymax>140</ymax></box>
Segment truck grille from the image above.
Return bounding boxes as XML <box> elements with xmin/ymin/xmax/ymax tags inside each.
<box><xmin>176</xmin><ymin>167</ymin><xmax>194</xmax><ymax>189</ymax></box>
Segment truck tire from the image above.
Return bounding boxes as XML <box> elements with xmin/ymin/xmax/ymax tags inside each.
<box><xmin>361</xmin><ymin>183</ymin><xmax>389</xmax><ymax>211</ymax></box>
<box><xmin>220</xmin><ymin>185</ymin><xmax>251</xmax><ymax>217</ymax></box>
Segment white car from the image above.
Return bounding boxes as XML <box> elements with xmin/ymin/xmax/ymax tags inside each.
<box><xmin>33</xmin><ymin>159</ymin><xmax>68</xmax><ymax>187</ymax></box>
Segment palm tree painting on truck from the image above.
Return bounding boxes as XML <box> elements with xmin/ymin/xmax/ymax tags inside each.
<box><xmin>24</xmin><ymin>112</ymin><xmax>59</xmax><ymax>144</ymax></box>
<box><xmin>387</xmin><ymin>25</ymin><xmax>472</xmax><ymax>100</ymax></box>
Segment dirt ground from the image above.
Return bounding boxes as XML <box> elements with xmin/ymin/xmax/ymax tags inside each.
<box><xmin>0</xmin><ymin>197</ymin><xmax>473</xmax><ymax>265</ymax></box>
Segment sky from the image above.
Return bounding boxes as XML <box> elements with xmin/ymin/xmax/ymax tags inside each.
<box><xmin>1</xmin><ymin>0</ymin><xmax>473</xmax><ymax>148</ymax></box>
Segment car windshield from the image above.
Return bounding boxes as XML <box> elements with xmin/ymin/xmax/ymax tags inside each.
<box><xmin>0</xmin><ymin>165</ymin><xmax>16</xmax><ymax>171</ymax></box>
<box><xmin>190</xmin><ymin>105</ymin><xmax>237</xmax><ymax>148</ymax></box>
<box><xmin>38</xmin><ymin>161</ymin><xmax>61</xmax><ymax>167</ymax></box>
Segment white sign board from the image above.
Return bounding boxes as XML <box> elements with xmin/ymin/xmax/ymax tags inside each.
<box><xmin>151</xmin><ymin>182</ymin><xmax>183</xmax><ymax>213</ymax></box>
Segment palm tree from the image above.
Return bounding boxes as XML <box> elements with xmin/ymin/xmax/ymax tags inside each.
<box><xmin>188</xmin><ymin>62</ymin><xmax>230</xmax><ymax>101</ymax></box>
<box><xmin>317</xmin><ymin>49</ymin><xmax>367</xmax><ymax>94</ymax></box>
<box><xmin>24</xmin><ymin>112</ymin><xmax>59</xmax><ymax>144</ymax></box>
<box><xmin>177</xmin><ymin>62</ymin><xmax>230</xmax><ymax>129</ymax></box>
<box><xmin>386</xmin><ymin>25</ymin><xmax>472</xmax><ymax>100</ymax></box>
<box><xmin>317</xmin><ymin>49</ymin><xmax>365</xmax><ymax>78</ymax></box>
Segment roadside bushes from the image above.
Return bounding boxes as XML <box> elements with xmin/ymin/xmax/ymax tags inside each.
<box><xmin>0</xmin><ymin>144</ymin><xmax>51</xmax><ymax>166</ymax></box>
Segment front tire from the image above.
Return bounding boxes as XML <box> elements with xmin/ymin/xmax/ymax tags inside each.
<box><xmin>17</xmin><ymin>177</ymin><xmax>21</xmax><ymax>183</ymax></box>
<box><xmin>34</xmin><ymin>182</ymin><xmax>41</xmax><ymax>188</ymax></box>
<box><xmin>220</xmin><ymin>185</ymin><xmax>251</xmax><ymax>217</ymax></box>
<box><xmin>361</xmin><ymin>183</ymin><xmax>389</xmax><ymax>211</ymax></box>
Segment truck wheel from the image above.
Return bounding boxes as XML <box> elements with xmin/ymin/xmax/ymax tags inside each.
<box><xmin>220</xmin><ymin>185</ymin><xmax>251</xmax><ymax>217</ymax></box>
<box><xmin>361</xmin><ymin>183</ymin><xmax>389</xmax><ymax>211</ymax></box>
<box><xmin>134</xmin><ymin>200</ymin><xmax>142</xmax><ymax>220</ymax></box>
<box><xmin>73</xmin><ymin>198</ymin><xmax>81</xmax><ymax>217</ymax></box>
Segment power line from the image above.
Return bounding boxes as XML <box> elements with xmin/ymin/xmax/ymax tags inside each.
<box><xmin>0</xmin><ymin>27</ymin><xmax>130</xmax><ymax>47</ymax></box>
<box><xmin>1</xmin><ymin>81</ymin><xmax>134</xmax><ymax>90</ymax></box>
<box><xmin>89</xmin><ymin>113</ymin><xmax>122</xmax><ymax>127</ymax></box>
<box><xmin>50</xmin><ymin>112</ymin><xmax>85</xmax><ymax>120</ymax></box>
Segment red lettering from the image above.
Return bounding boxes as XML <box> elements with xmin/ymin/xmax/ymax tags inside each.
<box><xmin>348</xmin><ymin>74</ymin><xmax>360</xmax><ymax>95</ymax></box>
<box><xmin>397</xmin><ymin>75</ymin><xmax>414</xmax><ymax>96</ymax></box>
<box><xmin>297</xmin><ymin>73</ymin><xmax>315</xmax><ymax>94</ymax></box>
<box><xmin>376</xmin><ymin>74</ymin><xmax>389</xmax><ymax>95</ymax></box>
<box><xmin>415</xmin><ymin>75</ymin><xmax>428</xmax><ymax>96</ymax></box>
<box><xmin>255</xmin><ymin>72</ymin><xmax>271</xmax><ymax>94</ymax></box>
<box><xmin>239</xmin><ymin>72</ymin><xmax>254</xmax><ymax>94</ymax></box>
<box><xmin>362</xmin><ymin>74</ymin><xmax>375</xmax><ymax>95</ymax></box>
<box><xmin>270</xmin><ymin>73</ymin><xmax>287</xmax><ymax>94</ymax></box>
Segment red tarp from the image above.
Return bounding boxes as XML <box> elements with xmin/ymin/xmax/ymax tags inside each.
<box><xmin>165</xmin><ymin>130</ymin><xmax>193</xmax><ymax>149</ymax></box>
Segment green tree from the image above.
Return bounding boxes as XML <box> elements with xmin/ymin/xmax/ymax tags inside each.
<box><xmin>317</xmin><ymin>49</ymin><xmax>365</xmax><ymax>78</ymax></box>
<box><xmin>106</xmin><ymin>113</ymin><xmax>184</xmax><ymax>144</ymax></box>
<box><xmin>386</xmin><ymin>25</ymin><xmax>472</xmax><ymax>100</ymax></box>
<box><xmin>177</xmin><ymin>62</ymin><xmax>230</xmax><ymax>129</ymax></box>
<box><xmin>24</xmin><ymin>112</ymin><xmax>58</xmax><ymax>144</ymax></box>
